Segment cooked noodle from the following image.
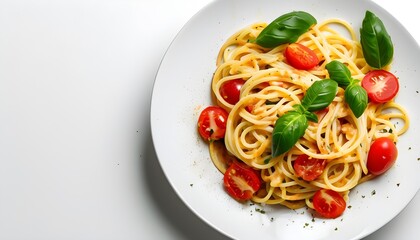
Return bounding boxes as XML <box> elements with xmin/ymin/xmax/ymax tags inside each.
<box><xmin>210</xmin><ymin>19</ymin><xmax>409</xmax><ymax>210</ymax></box>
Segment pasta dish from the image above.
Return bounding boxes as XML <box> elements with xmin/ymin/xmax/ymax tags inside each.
<box><xmin>197</xmin><ymin>11</ymin><xmax>409</xmax><ymax>218</ymax></box>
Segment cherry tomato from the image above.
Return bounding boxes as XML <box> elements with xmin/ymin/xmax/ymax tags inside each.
<box><xmin>245</xmin><ymin>104</ymin><xmax>254</xmax><ymax>113</ymax></box>
<box><xmin>285</xmin><ymin>43</ymin><xmax>319</xmax><ymax>70</ymax></box>
<box><xmin>223</xmin><ymin>161</ymin><xmax>261</xmax><ymax>201</ymax></box>
<box><xmin>219</xmin><ymin>79</ymin><xmax>245</xmax><ymax>105</ymax></box>
<box><xmin>293</xmin><ymin>154</ymin><xmax>326</xmax><ymax>181</ymax></box>
<box><xmin>367</xmin><ymin>137</ymin><xmax>398</xmax><ymax>175</ymax></box>
<box><xmin>197</xmin><ymin>106</ymin><xmax>229</xmax><ymax>141</ymax></box>
<box><xmin>361</xmin><ymin>70</ymin><xmax>399</xmax><ymax>103</ymax></box>
<box><xmin>313</xmin><ymin>189</ymin><xmax>346</xmax><ymax>219</ymax></box>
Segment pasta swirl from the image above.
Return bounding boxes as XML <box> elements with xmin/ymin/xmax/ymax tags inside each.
<box><xmin>209</xmin><ymin>19</ymin><xmax>409</xmax><ymax>210</ymax></box>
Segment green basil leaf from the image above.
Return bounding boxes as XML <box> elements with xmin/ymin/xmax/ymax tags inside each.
<box><xmin>255</xmin><ymin>11</ymin><xmax>317</xmax><ymax>48</ymax></box>
<box><xmin>291</xmin><ymin>104</ymin><xmax>318</xmax><ymax>122</ymax></box>
<box><xmin>344</xmin><ymin>84</ymin><xmax>368</xmax><ymax>118</ymax></box>
<box><xmin>305</xmin><ymin>111</ymin><xmax>318</xmax><ymax>123</ymax></box>
<box><xmin>325</xmin><ymin>60</ymin><xmax>352</xmax><ymax>87</ymax></box>
<box><xmin>301</xmin><ymin>79</ymin><xmax>338</xmax><ymax>112</ymax></box>
<box><xmin>292</xmin><ymin>104</ymin><xmax>306</xmax><ymax>114</ymax></box>
<box><xmin>360</xmin><ymin>11</ymin><xmax>393</xmax><ymax>69</ymax></box>
<box><xmin>272</xmin><ymin>111</ymin><xmax>308</xmax><ymax>157</ymax></box>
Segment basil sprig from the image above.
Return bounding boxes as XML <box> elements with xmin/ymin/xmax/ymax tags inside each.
<box><xmin>301</xmin><ymin>79</ymin><xmax>339</xmax><ymax>112</ymax></box>
<box><xmin>360</xmin><ymin>11</ymin><xmax>393</xmax><ymax>69</ymax></box>
<box><xmin>272</xmin><ymin>80</ymin><xmax>337</xmax><ymax>157</ymax></box>
<box><xmin>254</xmin><ymin>11</ymin><xmax>317</xmax><ymax>48</ymax></box>
<box><xmin>272</xmin><ymin>109</ymin><xmax>308</xmax><ymax>158</ymax></box>
<box><xmin>326</xmin><ymin>61</ymin><xmax>368</xmax><ymax>118</ymax></box>
<box><xmin>344</xmin><ymin>83</ymin><xmax>368</xmax><ymax>118</ymax></box>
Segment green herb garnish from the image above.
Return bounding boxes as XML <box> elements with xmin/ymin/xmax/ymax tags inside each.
<box><xmin>326</xmin><ymin>60</ymin><xmax>368</xmax><ymax>118</ymax></box>
<box><xmin>360</xmin><ymin>11</ymin><xmax>394</xmax><ymax>69</ymax></box>
<box><xmin>254</xmin><ymin>11</ymin><xmax>317</xmax><ymax>48</ymax></box>
<box><xmin>272</xmin><ymin>80</ymin><xmax>337</xmax><ymax>157</ymax></box>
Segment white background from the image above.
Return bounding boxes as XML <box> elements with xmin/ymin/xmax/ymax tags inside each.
<box><xmin>0</xmin><ymin>0</ymin><xmax>418</xmax><ymax>239</ymax></box>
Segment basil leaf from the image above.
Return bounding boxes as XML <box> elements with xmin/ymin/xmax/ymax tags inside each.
<box><xmin>344</xmin><ymin>83</ymin><xmax>368</xmax><ymax>118</ymax></box>
<box><xmin>301</xmin><ymin>79</ymin><xmax>338</xmax><ymax>112</ymax></box>
<box><xmin>292</xmin><ymin>104</ymin><xmax>306</xmax><ymax>114</ymax></box>
<box><xmin>326</xmin><ymin>61</ymin><xmax>367</xmax><ymax>118</ymax></box>
<box><xmin>272</xmin><ymin>111</ymin><xmax>308</xmax><ymax>157</ymax></box>
<box><xmin>360</xmin><ymin>11</ymin><xmax>393</xmax><ymax>69</ymax></box>
<box><xmin>255</xmin><ymin>11</ymin><xmax>317</xmax><ymax>48</ymax></box>
<box><xmin>305</xmin><ymin>111</ymin><xmax>318</xmax><ymax>123</ymax></box>
<box><xmin>325</xmin><ymin>61</ymin><xmax>352</xmax><ymax>87</ymax></box>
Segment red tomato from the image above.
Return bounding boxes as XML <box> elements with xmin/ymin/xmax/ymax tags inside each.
<box><xmin>245</xmin><ymin>104</ymin><xmax>254</xmax><ymax>113</ymax></box>
<box><xmin>223</xmin><ymin>161</ymin><xmax>261</xmax><ymax>201</ymax></box>
<box><xmin>293</xmin><ymin>155</ymin><xmax>326</xmax><ymax>181</ymax></box>
<box><xmin>219</xmin><ymin>79</ymin><xmax>245</xmax><ymax>105</ymax></box>
<box><xmin>285</xmin><ymin>43</ymin><xmax>319</xmax><ymax>70</ymax></box>
<box><xmin>313</xmin><ymin>189</ymin><xmax>346</xmax><ymax>219</ymax></box>
<box><xmin>197</xmin><ymin>106</ymin><xmax>229</xmax><ymax>141</ymax></box>
<box><xmin>367</xmin><ymin>137</ymin><xmax>398</xmax><ymax>175</ymax></box>
<box><xmin>361</xmin><ymin>70</ymin><xmax>399</xmax><ymax>103</ymax></box>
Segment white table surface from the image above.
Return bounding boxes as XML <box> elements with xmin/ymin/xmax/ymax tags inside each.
<box><xmin>0</xmin><ymin>0</ymin><xmax>418</xmax><ymax>239</ymax></box>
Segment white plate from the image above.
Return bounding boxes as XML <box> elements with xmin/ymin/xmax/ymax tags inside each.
<box><xmin>151</xmin><ymin>0</ymin><xmax>420</xmax><ymax>239</ymax></box>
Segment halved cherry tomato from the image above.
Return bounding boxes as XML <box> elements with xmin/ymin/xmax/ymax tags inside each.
<box><xmin>361</xmin><ymin>70</ymin><xmax>399</xmax><ymax>103</ymax></box>
<box><xmin>285</xmin><ymin>43</ymin><xmax>319</xmax><ymax>70</ymax></box>
<box><xmin>223</xmin><ymin>161</ymin><xmax>261</xmax><ymax>201</ymax></box>
<box><xmin>293</xmin><ymin>154</ymin><xmax>326</xmax><ymax>181</ymax></box>
<box><xmin>220</xmin><ymin>79</ymin><xmax>245</xmax><ymax>105</ymax></box>
<box><xmin>367</xmin><ymin>137</ymin><xmax>398</xmax><ymax>175</ymax></box>
<box><xmin>197</xmin><ymin>106</ymin><xmax>229</xmax><ymax>141</ymax></box>
<box><xmin>313</xmin><ymin>189</ymin><xmax>346</xmax><ymax>219</ymax></box>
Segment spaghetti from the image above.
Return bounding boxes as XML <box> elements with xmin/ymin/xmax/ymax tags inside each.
<box><xmin>209</xmin><ymin>18</ymin><xmax>409</xmax><ymax>211</ymax></box>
